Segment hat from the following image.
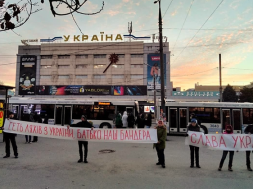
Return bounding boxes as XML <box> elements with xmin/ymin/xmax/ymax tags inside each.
<box><xmin>191</xmin><ymin>118</ymin><xmax>197</xmax><ymax>123</ymax></box>
<box><xmin>81</xmin><ymin>115</ymin><xmax>87</xmax><ymax>119</ymax></box>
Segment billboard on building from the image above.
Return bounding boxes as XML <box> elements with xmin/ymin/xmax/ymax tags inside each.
<box><xmin>147</xmin><ymin>54</ymin><xmax>166</xmax><ymax>90</ymax></box>
<box><xmin>172</xmin><ymin>91</ymin><xmax>220</xmax><ymax>97</ymax></box>
<box><xmin>19</xmin><ymin>55</ymin><xmax>37</xmax><ymax>95</ymax></box>
<box><xmin>36</xmin><ymin>85</ymin><xmax>147</xmax><ymax>96</ymax></box>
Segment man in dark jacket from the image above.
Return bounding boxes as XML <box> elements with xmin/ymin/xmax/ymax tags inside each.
<box><xmin>244</xmin><ymin>124</ymin><xmax>253</xmax><ymax>171</ymax></box>
<box><xmin>187</xmin><ymin>118</ymin><xmax>201</xmax><ymax>168</ymax></box>
<box><xmin>3</xmin><ymin>111</ymin><xmax>18</xmax><ymax>158</ymax></box>
<box><xmin>68</xmin><ymin>115</ymin><xmax>93</xmax><ymax>163</ymax></box>
<box><xmin>146</xmin><ymin>111</ymin><xmax>152</xmax><ymax>128</ymax></box>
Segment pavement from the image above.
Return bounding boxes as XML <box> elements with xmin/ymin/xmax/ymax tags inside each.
<box><xmin>0</xmin><ymin>134</ymin><xmax>253</xmax><ymax>189</ymax></box>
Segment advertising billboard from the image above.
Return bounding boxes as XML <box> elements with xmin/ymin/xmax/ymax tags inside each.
<box><xmin>172</xmin><ymin>91</ymin><xmax>220</xmax><ymax>97</ymax></box>
<box><xmin>147</xmin><ymin>54</ymin><xmax>166</xmax><ymax>90</ymax></box>
<box><xmin>19</xmin><ymin>55</ymin><xmax>37</xmax><ymax>95</ymax></box>
<box><xmin>36</xmin><ymin>85</ymin><xmax>147</xmax><ymax>96</ymax></box>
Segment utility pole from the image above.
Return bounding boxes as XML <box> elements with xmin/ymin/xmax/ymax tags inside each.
<box><xmin>219</xmin><ymin>54</ymin><xmax>222</xmax><ymax>102</ymax></box>
<box><xmin>154</xmin><ymin>0</ymin><xmax>165</xmax><ymax>117</ymax></box>
<box><xmin>153</xmin><ymin>74</ymin><xmax>156</xmax><ymax>120</ymax></box>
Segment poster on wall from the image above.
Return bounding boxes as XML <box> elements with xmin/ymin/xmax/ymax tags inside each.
<box><xmin>147</xmin><ymin>54</ymin><xmax>166</xmax><ymax>90</ymax></box>
<box><xmin>36</xmin><ymin>85</ymin><xmax>147</xmax><ymax>96</ymax></box>
<box><xmin>19</xmin><ymin>55</ymin><xmax>37</xmax><ymax>95</ymax></box>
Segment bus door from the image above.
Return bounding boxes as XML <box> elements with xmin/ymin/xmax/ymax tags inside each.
<box><xmin>55</xmin><ymin>105</ymin><xmax>72</xmax><ymax>126</ymax></box>
<box><xmin>232</xmin><ymin>109</ymin><xmax>242</xmax><ymax>133</ymax></box>
<box><xmin>12</xmin><ymin>105</ymin><xmax>19</xmax><ymax>120</ymax></box>
<box><xmin>169</xmin><ymin>108</ymin><xmax>178</xmax><ymax>132</ymax></box>
<box><xmin>222</xmin><ymin>109</ymin><xmax>231</xmax><ymax>131</ymax></box>
<box><xmin>179</xmin><ymin>108</ymin><xmax>187</xmax><ymax>132</ymax></box>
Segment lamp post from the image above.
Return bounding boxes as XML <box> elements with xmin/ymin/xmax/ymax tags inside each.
<box><xmin>154</xmin><ymin>0</ymin><xmax>165</xmax><ymax>119</ymax></box>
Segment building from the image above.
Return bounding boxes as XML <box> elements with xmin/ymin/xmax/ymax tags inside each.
<box><xmin>15</xmin><ymin>41</ymin><xmax>172</xmax><ymax>100</ymax></box>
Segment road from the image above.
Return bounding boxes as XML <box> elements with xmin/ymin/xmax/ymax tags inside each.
<box><xmin>0</xmin><ymin>135</ymin><xmax>252</xmax><ymax>189</ymax></box>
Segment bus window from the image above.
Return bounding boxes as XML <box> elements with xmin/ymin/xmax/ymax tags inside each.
<box><xmin>169</xmin><ymin>109</ymin><xmax>177</xmax><ymax>129</ymax></box>
<box><xmin>242</xmin><ymin>108</ymin><xmax>253</xmax><ymax>124</ymax></box>
<box><xmin>222</xmin><ymin>109</ymin><xmax>231</xmax><ymax>129</ymax></box>
<box><xmin>72</xmin><ymin>105</ymin><xmax>93</xmax><ymax>119</ymax></box>
<box><xmin>189</xmin><ymin>107</ymin><xmax>220</xmax><ymax>123</ymax></box>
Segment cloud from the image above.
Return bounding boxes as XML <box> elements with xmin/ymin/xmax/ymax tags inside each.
<box><xmin>107</xmin><ymin>10</ymin><xmax>120</xmax><ymax>16</ymax></box>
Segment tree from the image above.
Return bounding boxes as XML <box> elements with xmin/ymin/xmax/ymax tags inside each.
<box><xmin>223</xmin><ymin>84</ymin><xmax>237</xmax><ymax>102</ymax></box>
<box><xmin>239</xmin><ymin>87</ymin><xmax>253</xmax><ymax>102</ymax></box>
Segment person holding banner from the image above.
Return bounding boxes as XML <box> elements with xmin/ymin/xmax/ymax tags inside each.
<box><xmin>187</xmin><ymin>119</ymin><xmax>201</xmax><ymax>168</ymax></box>
<box><xmin>67</xmin><ymin>115</ymin><xmax>93</xmax><ymax>163</ymax></box>
<box><xmin>154</xmin><ymin>120</ymin><xmax>167</xmax><ymax>168</ymax></box>
<box><xmin>218</xmin><ymin>125</ymin><xmax>234</xmax><ymax>172</ymax></box>
<box><xmin>3</xmin><ymin>111</ymin><xmax>18</xmax><ymax>158</ymax></box>
<box><xmin>244</xmin><ymin>124</ymin><xmax>253</xmax><ymax>171</ymax></box>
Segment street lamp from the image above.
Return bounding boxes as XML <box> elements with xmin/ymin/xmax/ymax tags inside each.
<box><xmin>154</xmin><ymin>0</ymin><xmax>166</xmax><ymax>120</ymax></box>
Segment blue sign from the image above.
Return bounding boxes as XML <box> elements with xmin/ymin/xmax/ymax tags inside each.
<box><xmin>172</xmin><ymin>91</ymin><xmax>220</xmax><ymax>97</ymax></box>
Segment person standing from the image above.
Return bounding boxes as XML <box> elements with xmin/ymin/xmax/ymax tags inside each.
<box><xmin>43</xmin><ymin>114</ymin><xmax>49</xmax><ymax>124</ymax></box>
<box><xmin>3</xmin><ymin>111</ymin><xmax>18</xmax><ymax>158</ymax></box>
<box><xmin>154</xmin><ymin>120</ymin><xmax>167</xmax><ymax>168</ymax></box>
<box><xmin>136</xmin><ymin>114</ymin><xmax>145</xmax><ymax>128</ymax></box>
<box><xmin>127</xmin><ymin>112</ymin><xmax>135</xmax><ymax>128</ymax></box>
<box><xmin>26</xmin><ymin>113</ymin><xmax>34</xmax><ymax>144</ymax></box>
<box><xmin>187</xmin><ymin>118</ymin><xmax>201</xmax><ymax>168</ymax></box>
<box><xmin>122</xmin><ymin>111</ymin><xmax>128</xmax><ymax>129</ymax></box>
<box><xmin>244</xmin><ymin>124</ymin><xmax>253</xmax><ymax>171</ymax></box>
<box><xmin>146</xmin><ymin>111</ymin><xmax>152</xmax><ymax>128</ymax></box>
<box><xmin>32</xmin><ymin>113</ymin><xmax>41</xmax><ymax>142</ymax></box>
<box><xmin>115</xmin><ymin>112</ymin><xmax>122</xmax><ymax>128</ymax></box>
<box><xmin>218</xmin><ymin>125</ymin><xmax>234</xmax><ymax>171</ymax></box>
<box><xmin>67</xmin><ymin>115</ymin><xmax>93</xmax><ymax>163</ymax></box>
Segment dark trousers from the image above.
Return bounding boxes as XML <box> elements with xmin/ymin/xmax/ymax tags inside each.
<box><xmin>32</xmin><ymin>136</ymin><xmax>38</xmax><ymax>142</ymax></box>
<box><xmin>78</xmin><ymin>141</ymin><xmax>88</xmax><ymax>160</ymax></box>
<box><xmin>246</xmin><ymin>151</ymin><xmax>251</xmax><ymax>168</ymax></box>
<box><xmin>219</xmin><ymin>151</ymin><xmax>234</xmax><ymax>168</ymax></box>
<box><xmin>5</xmin><ymin>134</ymin><xmax>18</xmax><ymax>156</ymax></box>
<box><xmin>189</xmin><ymin>145</ymin><xmax>199</xmax><ymax>166</ymax></box>
<box><xmin>25</xmin><ymin>135</ymin><xmax>31</xmax><ymax>142</ymax></box>
<box><xmin>156</xmin><ymin>146</ymin><xmax>165</xmax><ymax>165</ymax></box>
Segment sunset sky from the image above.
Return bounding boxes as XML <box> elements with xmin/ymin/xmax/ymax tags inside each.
<box><xmin>1</xmin><ymin>0</ymin><xmax>253</xmax><ymax>90</ymax></box>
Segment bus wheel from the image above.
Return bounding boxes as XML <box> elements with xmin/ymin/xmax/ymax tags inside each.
<box><xmin>200</xmin><ymin>125</ymin><xmax>208</xmax><ymax>134</ymax></box>
<box><xmin>100</xmin><ymin>123</ymin><xmax>112</xmax><ymax>129</ymax></box>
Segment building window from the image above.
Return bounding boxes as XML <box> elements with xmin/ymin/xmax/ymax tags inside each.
<box><xmin>94</xmin><ymin>54</ymin><xmax>106</xmax><ymax>58</ymax></box>
<box><xmin>58</xmin><ymin>65</ymin><xmax>70</xmax><ymax>69</ymax></box>
<box><xmin>76</xmin><ymin>54</ymin><xmax>88</xmax><ymax>59</ymax></box>
<box><xmin>76</xmin><ymin>75</ymin><xmax>87</xmax><ymax>79</ymax></box>
<box><xmin>41</xmin><ymin>55</ymin><xmax>53</xmax><ymax>59</ymax></box>
<box><xmin>76</xmin><ymin>64</ymin><xmax>87</xmax><ymax>69</ymax></box>
<box><xmin>59</xmin><ymin>75</ymin><xmax>69</xmax><ymax>79</ymax></box>
<box><xmin>112</xmin><ymin>75</ymin><xmax>124</xmax><ymax>79</ymax></box>
<box><xmin>94</xmin><ymin>75</ymin><xmax>105</xmax><ymax>79</ymax></box>
<box><xmin>112</xmin><ymin>65</ymin><xmax>124</xmax><ymax>69</ymax></box>
<box><xmin>131</xmin><ymin>64</ymin><xmax>143</xmax><ymax>68</ymax></box>
<box><xmin>41</xmin><ymin>65</ymin><xmax>52</xmax><ymax>69</ymax></box>
<box><xmin>58</xmin><ymin>55</ymin><xmax>70</xmax><ymax>59</ymax></box>
<box><xmin>131</xmin><ymin>75</ymin><xmax>143</xmax><ymax>79</ymax></box>
<box><xmin>117</xmin><ymin>54</ymin><xmax>125</xmax><ymax>58</ymax></box>
<box><xmin>94</xmin><ymin>64</ymin><xmax>105</xmax><ymax>69</ymax></box>
<box><xmin>131</xmin><ymin>54</ymin><xmax>143</xmax><ymax>58</ymax></box>
<box><xmin>40</xmin><ymin>75</ymin><xmax>51</xmax><ymax>79</ymax></box>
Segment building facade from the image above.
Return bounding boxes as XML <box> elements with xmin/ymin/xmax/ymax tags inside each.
<box><xmin>15</xmin><ymin>41</ymin><xmax>171</xmax><ymax>100</ymax></box>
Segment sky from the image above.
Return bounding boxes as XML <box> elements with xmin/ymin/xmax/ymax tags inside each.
<box><xmin>0</xmin><ymin>0</ymin><xmax>253</xmax><ymax>90</ymax></box>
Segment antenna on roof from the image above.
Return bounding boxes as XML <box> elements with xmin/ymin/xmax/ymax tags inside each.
<box><xmin>128</xmin><ymin>21</ymin><xmax>132</xmax><ymax>42</ymax></box>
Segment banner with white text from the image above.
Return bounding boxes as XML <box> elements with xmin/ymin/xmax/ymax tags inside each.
<box><xmin>186</xmin><ymin>131</ymin><xmax>253</xmax><ymax>151</ymax></box>
<box><xmin>3</xmin><ymin>119</ymin><xmax>157</xmax><ymax>143</ymax></box>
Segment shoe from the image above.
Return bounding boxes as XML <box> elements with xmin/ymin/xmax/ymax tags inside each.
<box><xmin>156</xmin><ymin>162</ymin><xmax>161</xmax><ymax>165</ymax></box>
<box><xmin>228</xmin><ymin>167</ymin><xmax>233</xmax><ymax>171</ymax></box>
<box><xmin>190</xmin><ymin>165</ymin><xmax>194</xmax><ymax>168</ymax></box>
<box><xmin>196</xmin><ymin>165</ymin><xmax>201</xmax><ymax>168</ymax></box>
<box><xmin>77</xmin><ymin>159</ymin><xmax>83</xmax><ymax>163</ymax></box>
<box><xmin>247</xmin><ymin>167</ymin><xmax>253</xmax><ymax>171</ymax></box>
<box><xmin>3</xmin><ymin>155</ymin><xmax>10</xmax><ymax>158</ymax></box>
<box><xmin>84</xmin><ymin>160</ymin><xmax>88</xmax><ymax>163</ymax></box>
<box><xmin>162</xmin><ymin>165</ymin><xmax>165</xmax><ymax>168</ymax></box>
<box><xmin>29</xmin><ymin>142</ymin><xmax>32</xmax><ymax>144</ymax></box>
<box><xmin>218</xmin><ymin>168</ymin><xmax>221</xmax><ymax>171</ymax></box>
<box><xmin>15</xmin><ymin>156</ymin><xmax>18</xmax><ymax>158</ymax></box>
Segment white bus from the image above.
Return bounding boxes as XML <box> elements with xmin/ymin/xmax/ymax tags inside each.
<box><xmin>161</xmin><ymin>102</ymin><xmax>253</xmax><ymax>134</ymax></box>
<box><xmin>8</xmin><ymin>97</ymin><xmax>138</xmax><ymax>128</ymax></box>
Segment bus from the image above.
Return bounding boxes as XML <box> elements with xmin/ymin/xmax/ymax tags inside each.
<box><xmin>161</xmin><ymin>102</ymin><xmax>253</xmax><ymax>134</ymax></box>
<box><xmin>7</xmin><ymin>97</ymin><xmax>138</xmax><ymax>128</ymax></box>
